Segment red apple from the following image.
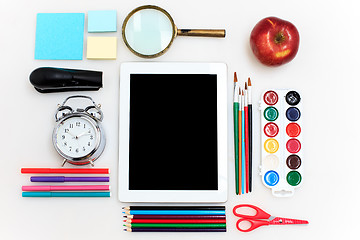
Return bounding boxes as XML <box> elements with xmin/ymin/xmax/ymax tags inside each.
<box><xmin>250</xmin><ymin>17</ymin><xmax>300</xmax><ymax>66</ymax></box>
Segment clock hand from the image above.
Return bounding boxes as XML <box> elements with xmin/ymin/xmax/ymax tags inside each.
<box><xmin>76</xmin><ymin>131</ymin><xmax>91</xmax><ymax>138</ymax></box>
<box><xmin>66</xmin><ymin>131</ymin><xmax>77</xmax><ymax>139</ymax></box>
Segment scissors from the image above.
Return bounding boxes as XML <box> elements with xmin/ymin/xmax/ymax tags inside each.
<box><xmin>233</xmin><ymin>204</ymin><xmax>309</xmax><ymax>232</ymax></box>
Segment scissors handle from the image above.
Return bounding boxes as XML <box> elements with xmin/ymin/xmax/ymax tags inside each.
<box><xmin>236</xmin><ymin>219</ymin><xmax>270</xmax><ymax>232</ymax></box>
<box><xmin>233</xmin><ymin>204</ymin><xmax>271</xmax><ymax>219</ymax></box>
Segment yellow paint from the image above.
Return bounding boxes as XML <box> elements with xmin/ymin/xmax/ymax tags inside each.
<box><xmin>264</xmin><ymin>139</ymin><xmax>279</xmax><ymax>153</ymax></box>
<box><xmin>275</xmin><ymin>49</ymin><xmax>290</xmax><ymax>58</ymax></box>
<box><xmin>87</xmin><ymin>37</ymin><xmax>117</xmax><ymax>59</ymax></box>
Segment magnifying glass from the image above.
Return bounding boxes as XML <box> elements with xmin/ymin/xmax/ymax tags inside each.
<box><xmin>122</xmin><ymin>5</ymin><xmax>226</xmax><ymax>58</ymax></box>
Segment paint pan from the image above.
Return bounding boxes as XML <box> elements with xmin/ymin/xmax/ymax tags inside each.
<box><xmin>259</xmin><ymin>89</ymin><xmax>303</xmax><ymax>197</ymax></box>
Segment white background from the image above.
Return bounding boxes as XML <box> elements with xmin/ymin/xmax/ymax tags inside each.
<box><xmin>1</xmin><ymin>0</ymin><xmax>359</xmax><ymax>239</ymax></box>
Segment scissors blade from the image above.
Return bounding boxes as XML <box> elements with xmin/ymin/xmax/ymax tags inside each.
<box><xmin>269</xmin><ymin>217</ymin><xmax>309</xmax><ymax>225</ymax></box>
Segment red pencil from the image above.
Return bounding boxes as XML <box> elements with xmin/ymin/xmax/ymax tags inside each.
<box><xmin>124</xmin><ymin>219</ymin><xmax>226</xmax><ymax>224</ymax></box>
<box><xmin>21</xmin><ymin>168</ymin><xmax>109</xmax><ymax>174</ymax></box>
<box><xmin>244</xmin><ymin>83</ymin><xmax>249</xmax><ymax>193</ymax></box>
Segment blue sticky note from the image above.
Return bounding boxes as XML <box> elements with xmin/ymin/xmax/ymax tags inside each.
<box><xmin>88</xmin><ymin>10</ymin><xmax>117</xmax><ymax>32</ymax></box>
<box><xmin>35</xmin><ymin>13</ymin><xmax>85</xmax><ymax>60</ymax></box>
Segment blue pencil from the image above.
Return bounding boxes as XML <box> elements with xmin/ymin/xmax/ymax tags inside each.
<box><xmin>241</xmin><ymin>91</ymin><xmax>246</xmax><ymax>194</ymax></box>
<box><xmin>124</xmin><ymin>210</ymin><xmax>225</xmax><ymax>215</ymax></box>
<box><xmin>22</xmin><ymin>192</ymin><xmax>111</xmax><ymax>197</ymax></box>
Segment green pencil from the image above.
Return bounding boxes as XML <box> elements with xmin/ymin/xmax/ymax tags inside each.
<box><xmin>124</xmin><ymin>223</ymin><xmax>226</xmax><ymax>228</ymax></box>
<box><xmin>233</xmin><ymin>73</ymin><xmax>240</xmax><ymax>195</ymax></box>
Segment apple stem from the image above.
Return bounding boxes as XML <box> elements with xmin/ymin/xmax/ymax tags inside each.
<box><xmin>275</xmin><ymin>33</ymin><xmax>285</xmax><ymax>44</ymax></box>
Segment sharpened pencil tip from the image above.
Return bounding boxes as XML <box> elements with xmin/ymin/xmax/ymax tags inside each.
<box><xmin>248</xmin><ymin>77</ymin><xmax>252</xmax><ymax>86</ymax></box>
<box><xmin>242</xmin><ymin>90</ymin><xmax>244</xmax><ymax>95</ymax></box>
<box><xmin>234</xmin><ymin>72</ymin><xmax>238</xmax><ymax>82</ymax></box>
<box><xmin>245</xmin><ymin>82</ymin><xmax>247</xmax><ymax>89</ymax></box>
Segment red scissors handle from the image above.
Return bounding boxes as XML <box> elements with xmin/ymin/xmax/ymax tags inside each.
<box><xmin>236</xmin><ymin>218</ymin><xmax>270</xmax><ymax>232</ymax></box>
<box><xmin>233</xmin><ymin>204</ymin><xmax>271</xmax><ymax>219</ymax></box>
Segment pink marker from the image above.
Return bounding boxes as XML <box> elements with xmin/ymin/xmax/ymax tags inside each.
<box><xmin>22</xmin><ymin>185</ymin><xmax>110</xmax><ymax>191</ymax></box>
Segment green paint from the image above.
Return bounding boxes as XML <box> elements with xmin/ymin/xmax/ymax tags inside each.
<box><xmin>264</xmin><ymin>107</ymin><xmax>279</xmax><ymax>121</ymax></box>
<box><xmin>287</xmin><ymin>171</ymin><xmax>302</xmax><ymax>186</ymax></box>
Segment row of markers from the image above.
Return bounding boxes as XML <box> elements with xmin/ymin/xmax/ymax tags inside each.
<box><xmin>123</xmin><ymin>206</ymin><xmax>226</xmax><ymax>232</ymax></box>
<box><xmin>21</xmin><ymin>168</ymin><xmax>111</xmax><ymax>197</ymax></box>
<box><xmin>233</xmin><ymin>73</ymin><xmax>253</xmax><ymax>195</ymax></box>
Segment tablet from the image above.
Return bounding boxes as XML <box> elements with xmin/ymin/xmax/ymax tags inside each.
<box><xmin>118</xmin><ymin>62</ymin><xmax>227</xmax><ymax>202</ymax></box>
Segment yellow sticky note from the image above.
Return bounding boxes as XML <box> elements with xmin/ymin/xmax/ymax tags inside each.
<box><xmin>87</xmin><ymin>37</ymin><xmax>117</xmax><ymax>59</ymax></box>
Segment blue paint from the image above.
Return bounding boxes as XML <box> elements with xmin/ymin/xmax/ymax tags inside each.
<box><xmin>264</xmin><ymin>170</ymin><xmax>279</xmax><ymax>186</ymax></box>
<box><xmin>35</xmin><ymin>13</ymin><xmax>84</xmax><ymax>60</ymax></box>
<box><xmin>286</xmin><ymin>107</ymin><xmax>301</xmax><ymax>121</ymax></box>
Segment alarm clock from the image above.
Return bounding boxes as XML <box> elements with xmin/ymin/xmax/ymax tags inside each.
<box><xmin>52</xmin><ymin>95</ymin><xmax>106</xmax><ymax>166</ymax></box>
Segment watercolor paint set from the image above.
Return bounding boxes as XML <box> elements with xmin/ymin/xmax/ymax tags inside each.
<box><xmin>259</xmin><ymin>89</ymin><xmax>303</xmax><ymax>197</ymax></box>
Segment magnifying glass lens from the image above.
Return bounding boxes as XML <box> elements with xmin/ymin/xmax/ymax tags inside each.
<box><xmin>124</xmin><ymin>9</ymin><xmax>173</xmax><ymax>56</ymax></box>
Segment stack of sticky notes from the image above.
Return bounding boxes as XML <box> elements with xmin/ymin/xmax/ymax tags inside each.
<box><xmin>87</xmin><ymin>10</ymin><xmax>118</xmax><ymax>60</ymax></box>
<box><xmin>34</xmin><ymin>11</ymin><xmax>118</xmax><ymax>61</ymax></box>
<box><xmin>35</xmin><ymin>13</ymin><xmax>85</xmax><ymax>60</ymax></box>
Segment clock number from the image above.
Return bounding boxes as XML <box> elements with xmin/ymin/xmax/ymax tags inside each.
<box><xmin>62</xmin><ymin>135</ymin><xmax>65</xmax><ymax>140</ymax></box>
<box><xmin>88</xmin><ymin>142</ymin><xmax>91</xmax><ymax>146</ymax></box>
<box><xmin>84</xmin><ymin>124</ymin><xmax>86</xmax><ymax>129</ymax></box>
<box><xmin>69</xmin><ymin>124</ymin><xmax>74</xmax><ymax>128</ymax></box>
<box><xmin>69</xmin><ymin>146</ymin><xmax>72</xmax><ymax>151</ymax></box>
<box><xmin>75</xmin><ymin>148</ymin><xmax>79</xmax><ymax>153</ymax></box>
<box><xmin>76</xmin><ymin>122</ymin><xmax>81</xmax><ymax>127</ymax></box>
<box><xmin>65</xmin><ymin>129</ymin><xmax>69</xmax><ymax>133</ymax></box>
<box><xmin>64</xmin><ymin>142</ymin><xmax>67</xmax><ymax>146</ymax></box>
<box><xmin>83</xmin><ymin>147</ymin><xmax>86</xmax><ymax>151</ymax></box>
<box><xmin>90</xmin><ymin>135</ymin><xmax>94</xmax><ymax>140</ymax></box>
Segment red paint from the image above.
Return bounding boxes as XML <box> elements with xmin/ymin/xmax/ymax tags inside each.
<box><xmin>263</xmin><ymin>91</ymin><xmax>278</xmax><ymax>105</ymax></box>
<box><xmin>264</xmin><ymin>122</ymin><xmax>279</xmax><ymax>137</ymax></box>
<box><xmin>286</xmin><ymin>123</ymin><xmax>301</xmax><ymax>137</ymax></box>
<box><xmin>286</xmin><ymin>139</ymin><xmax>301</xmax><ymax>153</ymax></box>
<box><xmin>245</xmin><ymin>105</ymin><xmax>249</xmax><ymax>193</ymax></box>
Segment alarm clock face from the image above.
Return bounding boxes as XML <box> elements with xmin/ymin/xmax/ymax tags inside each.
<box><xmin>54</xmin><ymin>115</ymin><xmax>100</xmax><ymax>159</ymax></box>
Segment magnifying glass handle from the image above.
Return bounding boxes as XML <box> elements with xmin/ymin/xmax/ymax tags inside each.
<box><xmin>177</xmin><ymin>29</ymin><xmax>225</xmax><ymax>38</ymax></box>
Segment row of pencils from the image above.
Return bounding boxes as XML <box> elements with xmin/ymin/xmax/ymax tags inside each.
<box><xmin>233</xmin><ymin>73</ymin><xmax>253</xmax><ymax>195</ymax></box>
<box><xmin>123</xmin><ymin>206</ymin><xmax>226</xmax><ymax>232</ymax></box>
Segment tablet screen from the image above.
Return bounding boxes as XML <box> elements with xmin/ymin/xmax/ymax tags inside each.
<box><xmin>129</xmin><ymin>74</ymin><xmax>218</xmax><ymax>190</ymax></box>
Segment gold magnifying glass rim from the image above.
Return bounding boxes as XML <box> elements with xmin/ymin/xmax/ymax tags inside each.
<box><xmin>122</xmin><ymin>5</ymin><xmax>177</xmax><ymax>59</ymax></box>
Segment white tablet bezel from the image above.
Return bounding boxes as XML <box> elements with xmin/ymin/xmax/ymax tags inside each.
<box><xmin>118</xmin><ymin>62</ymin><xmax>227</xmax><ymax>202</ymax></box>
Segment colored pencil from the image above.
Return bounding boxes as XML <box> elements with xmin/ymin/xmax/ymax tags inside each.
<box><xmin>233</xmin><ymin>72</ymin><xmax>240</xmax><ymax>195</ymax></box>
<box><xmin>241</xmin><ymin>90</ymin><xmax>246</xmax><ymax>194</ymax></box>
<box><xmin>22</xmin><ymin>192</ymin><xmax>111</xmax><ymax>197</ymax></box>
<box><xmin>248</xmin><ymin>77</ymin><xmax>253</xmax><ymax>192</ymax></box>
<box><xmin>30</xmin><ymin>176</ymin><xmax>109</xmax><ymax>182</ymax></box>
<box><xmin>124</xmin><ymin>210</ymin><xmax>225</xmax><ymax>215</ymax></box>
<box><xmin>124</xmin><ymin>228</ymin><xmax>226</xmax><ymax>232</ymax></box>
<box><xmin>123</xmin><ymin>206</ymin><xmax>225</xmax><ymax>210</ymax></box>
<box><xmin>244</xmin><ymin>83</ymin><xmax>249</xmax><ymax>193</ymax></box>
<box><xmin>238</xmin><ymin>87</ymin><xmax>242</xmax><ymax>195</ymax></box>
<box><xmin>124</xmin><ymin>223</ymin><xmax>226</xmax><ymax>228</ymax></box>
<box><xmin>22</xmin><ymin>185</ymin><xmax>110</xmax><ymax>191</ymax></box>
<box><xmin>21</xmin><ymin>168</ymin><xmax>109</xmax><ymax>174</ymax></box>
<box><xmin>124</xmin><ymin>215</ymin><xmax>226</xmax><ymax>219</ymax></box>
<box><xmin>124</xmin><ymin>219</ymin><xmax>226</xmax><ymax>224</ymax></box>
